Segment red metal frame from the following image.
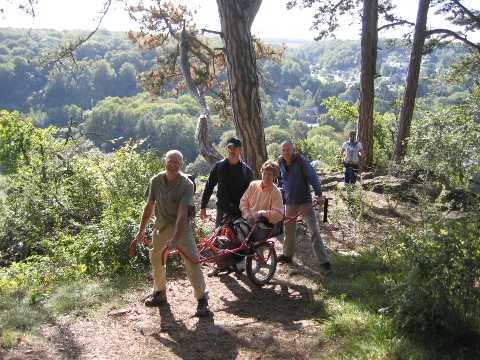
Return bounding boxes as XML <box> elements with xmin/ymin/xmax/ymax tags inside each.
<box><xmin>160</xmin><ymin>219</ymin><xmax>274</xmax><ymax>266</ymax></box>
<box><xmin>131</xmin><ymin>198</ymin><xmax>329</xmax><ymax>265</ymax></box>
<box><xmin>159</xmin><ymin>201</ymin><xmax>319</xmax><ymax>266</ymax></box>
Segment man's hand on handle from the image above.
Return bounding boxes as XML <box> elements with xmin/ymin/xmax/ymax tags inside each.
<box><xmin>128</xmin><ymin>229</ymin><xmax>152</xmax><ymax>257</ymax></box>
<box><xmin>199</xmin><ymin>208</ymin><xmax>207</xmax><ymax>221</ymax></box>
<box><xmin>129</xmin><ymin>230</ymin><xmax>144</xmax><ymax>257</ymax></box>
<box><xmin>314</xmin><ymin>194</ymin><xmax>325</xmax><ymax>205</ymax></box>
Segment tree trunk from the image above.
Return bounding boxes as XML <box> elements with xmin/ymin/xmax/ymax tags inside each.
<box><xmin>358</xmin><ymin>0</ymin><xmax>378</xmax><ymax>168</ymax></box>
<box><xmin>179</xmin><ymin>29</ymin><xmax>222</xmax><ymax>166</ymax></box>
<box><xmin>216</xmin><ymin>0</ymin><xmax>267</xmax><ymax>177</ymax></box>
<box><xmin>393</xmin><ymin>0</ymin><xmax>430</xmax><ymax>162</ymax></box>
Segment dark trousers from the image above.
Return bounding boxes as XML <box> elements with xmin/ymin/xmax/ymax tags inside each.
<box><xmin>215</xmin><ymin>206</ymin><xmax>243</xmax><ymax>265</ymax></box>
<box><xmin>215</xmin><ymin>207</ymin><xmax>225</xmax><ymax>228</ymax></box>
<box><xmin>344</xmin><ymin>163</ymin><xmax>359</xmax><ymax>184</ymax></box>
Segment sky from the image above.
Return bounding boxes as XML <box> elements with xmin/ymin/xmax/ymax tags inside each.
<box><xmin>1</xmin><ymin>0</ymin><xmax>479</xmax><ymax>42</ymax></box>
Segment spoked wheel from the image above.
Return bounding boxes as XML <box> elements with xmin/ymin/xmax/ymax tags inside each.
<box><xmin>246</xmin><ymin>242</ymin><xmax>277</xmax><ymax>286</ymax></box>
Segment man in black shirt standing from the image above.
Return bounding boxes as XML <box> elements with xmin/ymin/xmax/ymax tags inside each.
<box><xmin>200</xmin><ymin>137</ymin><xmax>254</xmax><ymax>227</ymax></box>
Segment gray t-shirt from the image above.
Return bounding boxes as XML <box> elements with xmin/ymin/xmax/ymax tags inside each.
<box><xmin>147</xmin><ymin>171</ymin><xmax>194</xmax><ymax>226</ymax></box>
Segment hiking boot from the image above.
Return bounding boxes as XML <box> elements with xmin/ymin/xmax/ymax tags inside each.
<box><xmin>207</xmin><ymin>267</ymin><xmax>221</xmax><ymax>277</ymax></box>
<box><xmin>277</xmin><ymin>255</ymin><xmax>292</xmax><ymax>264</ymax></box>
<box><xmin>144</xmin><ymin>291</ymin><xmax>167</xmax><ymax>307</ymax></box>
<box><xmin>195</xmin><ymin>296</ymin><xmax>211</xmax><ymax>317</ymax></box>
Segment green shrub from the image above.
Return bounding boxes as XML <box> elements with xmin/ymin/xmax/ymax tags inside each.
<box><xmin>267</xmin><ymin>143</ymin><xmax>281</xmax><ymax>160</ymax></box>
<box><xmin>1</xmin><ymin>329</ymin><xmax>14</xmax><ymax>349</ymax></box>
<box><xmin>373</xmin><ymin>112</ymin><xmax>395</xmax><ymax>166</ymax></box>
<box><xmin>387</xmin><ymin>212</ymin><xmax>480</xmax><ymax>342</ymax></box>
<box><xmin>0</xmin><ymin>109</ymin><xmax>165</xmax><ymax>288</ymax></box>
<box><xmin>186</xmin><ymin>155</ymin><xmax>211</xmax><ymax>176</ymax></box>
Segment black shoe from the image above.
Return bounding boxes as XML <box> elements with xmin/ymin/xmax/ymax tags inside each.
<box><xmin>235</xmin><ymin>259</ymin><xmax>246</xmax><ymax>273</ymax></box>
<box><xmin>278</xmin><ymin>255</ymin><xmax>292</xmax><ymax>264</ymax></box>
<box><xmin>207</xmin><ymin>267</ymin><xmax>221</xmax><ymax>277</ymax></box>
<box><xmin>195</xmin><ymin>296</ymin><xmax>211</xmax><ymax>317</ymax></box>
<box><xmin>144</xmin><ymin>291</ymin><xmax>167</xmax><ymax>307</ymax></box>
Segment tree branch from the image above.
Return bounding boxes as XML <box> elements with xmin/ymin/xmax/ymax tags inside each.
<box><xmin>179</xmin><ymin>28</ymin><xmax>221</xmax><ymax>165</ymax></box>
<box><xmin>201</xmin><ymin>28</ymin><xmax>223</xmax><ymax>37</ymax></box>
<box><xmin>41</xmin><ymin>0</ymin><xmax>112</xmax><ymax>68</ymax></box>
<box><xmin>426</xmin><ymin>28</ymin><xmax>480</xmax><ymax>52</ymax></box>
<box><xmin>18</xmin><ymin>0</ymin><xmax>37</xmax><ymax>17</ymax></box>
<box><xmin>451</xmin><ymin>0</ymin><xmax>480</xmax><ymax>26</ymax></box>
<box><xmin>378</xmin><ymin>20</ymin><xmax>415</xmax><ymax>31</ymax></box>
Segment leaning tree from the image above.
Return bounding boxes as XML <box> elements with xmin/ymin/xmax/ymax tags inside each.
<box><xmin>393</xmin><ymin>0</ymin><xmax>480</xmax><ymax>161</ymax></box>
<box><xmin>128</xmin><ymin>0</ymin><xmax>272</xmax><ymax>176</ymax></box>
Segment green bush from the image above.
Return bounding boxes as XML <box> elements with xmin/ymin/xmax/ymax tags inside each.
<box><xmin>267</xmin><ymin>143</ymin><xmax>281</xmax><ymax>160</ymax></box>
<box><xmin>295</xmin><ymin>134</ymin><xmax>342</xmax><ymax>170</ymax></box>
<box><xmin>373</xmin><ymin>112</ymin><xmax>395</xmax><ymax>166</ymax></box>
<box><xmin>386</xmin><ymin>212</ymin><xmax>480</xmax><ymax>342</ymax></box>
<box><xmin>319</xmin><ymin>96</ymin><xmax>397</xmax><ymax>167</ymax></box>
<box><xmin>0</xmin><ymin>110</ymin><xmax>164</xmax><ymax>288</ymax></box>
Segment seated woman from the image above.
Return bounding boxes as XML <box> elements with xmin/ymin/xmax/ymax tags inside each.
<box><xmin>208</xmin><ymin>160</ymin><xmax>283</xmax><ymax>275</ymax></box>
<box><xmin>239</xmin><ymin>160</ymin><xmax>284</xmax><ymax>241</ymax></box>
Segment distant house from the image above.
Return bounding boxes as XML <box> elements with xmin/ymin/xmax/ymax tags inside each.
<box><xmin>297</xmin><ymin>106</ymin><xmax>319</xmax><ymax>123</ymax></box>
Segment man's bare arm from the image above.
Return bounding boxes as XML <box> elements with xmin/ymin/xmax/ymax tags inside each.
<box><xmin>137</xmin><ymin>202</ymin><xmax>155</xmax><ymax>235</ymax></box>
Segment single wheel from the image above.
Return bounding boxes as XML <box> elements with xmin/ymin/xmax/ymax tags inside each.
<box><xmin>246</xmin><ymin>242</ymin><xmax>277</xmax><ymax>286</ymax></box>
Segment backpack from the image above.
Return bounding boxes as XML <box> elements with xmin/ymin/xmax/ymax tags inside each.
<box><xmin>344</xmin><ymin>141</ymin><xmax>360</xmax><ymax>164</ymax></box>
<box><xmin>185</xmin><ymin>173</ymin><xmax>197</xmax><ymax>193</ymax></box>
<box><xmin>185</xmin><ymin>173</ymin><xmax>197</xmax><ymax>218</ymax></box>
<box><xmin>213</xmin><ymin>220</ymin><xmax>245</xmax><ymax>268</ymax></box>
<box><xmin>232</xmin><ymin>217</ymin><xmax>251</xmax><ymax>242</ymax></box>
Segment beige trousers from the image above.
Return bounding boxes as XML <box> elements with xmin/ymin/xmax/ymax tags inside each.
<box><xmin>149</xmin><ymin>223</ymin><xmax>206</xmax><ymax>300</ymax></box>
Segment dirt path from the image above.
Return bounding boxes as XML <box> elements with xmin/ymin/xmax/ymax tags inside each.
<box><xmin>4</xmin><ymin>224</ymin><xmax>337</xmax><ymax>359</ymax></box>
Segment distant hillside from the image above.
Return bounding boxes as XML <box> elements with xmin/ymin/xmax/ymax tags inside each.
<box><xmin>0</xmin><ymin>28</ymin><xmax>469</xmax><ymax>123</ymax></box>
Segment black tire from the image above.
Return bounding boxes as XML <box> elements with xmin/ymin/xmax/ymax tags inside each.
<box><xmin>246</xmin><ymin>242</ymin><xmax>277</xmax><ymax>286</ymax></box>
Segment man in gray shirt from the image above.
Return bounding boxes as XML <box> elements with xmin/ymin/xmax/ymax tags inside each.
<box><xmin>341</xmin><ymin>131</ymin><xmax>364</xmax><ymax>185</ymax></box>
<box><xmin>134</xmin><ymin>150</ymin><xmax>209</xmax><ymax>316</ymax></box>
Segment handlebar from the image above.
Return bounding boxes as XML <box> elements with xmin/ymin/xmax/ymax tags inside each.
<box><xmin>130</xmin><ymin>196</ymin><xmax>333</xmax><ymax>258</ymax></box>
<box><xmin>160</xmin><ymin>246</ymin><xmax>201</xmax><ymax>266</ymax></box>
<box><xmin>284</xmin><ymin>196</ymin><xmax>333</xmax><ymax>224</ymax></box>
<box><xmin>128</xmin><ymin>237</ymin><xmax>151</xmax><ymax>257</ymax></box>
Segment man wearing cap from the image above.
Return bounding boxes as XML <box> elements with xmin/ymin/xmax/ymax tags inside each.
<box><xmin>200</xmin><ymin>136</ymin><xmax>254</xmax><ymax>227</ymax></box>
<box><xmin>200</xmin><ymin>137</ymin><xmax>253</xmax><ymax>273</ymax></box>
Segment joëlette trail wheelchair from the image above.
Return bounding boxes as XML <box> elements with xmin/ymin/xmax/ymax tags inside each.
<box><xmin>158</xmin><ymin>198</ymin><xmax>330</xmax><ymax>287</ymax></box>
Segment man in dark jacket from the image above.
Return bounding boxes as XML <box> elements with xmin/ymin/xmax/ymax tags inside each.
<box><xmin>277</xmin><ymin>141</ymin><xmax>331</xmax><ymax>272</ymax></box>
<box><xmin>200</xmin><ymin>137</ymin><xmax>253</xmax><ymax>273</ymax></box>
<box><xmin>200</xmin><ymin>137</ymin><xmax>254</xmax><ymax>227</ymax></box>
